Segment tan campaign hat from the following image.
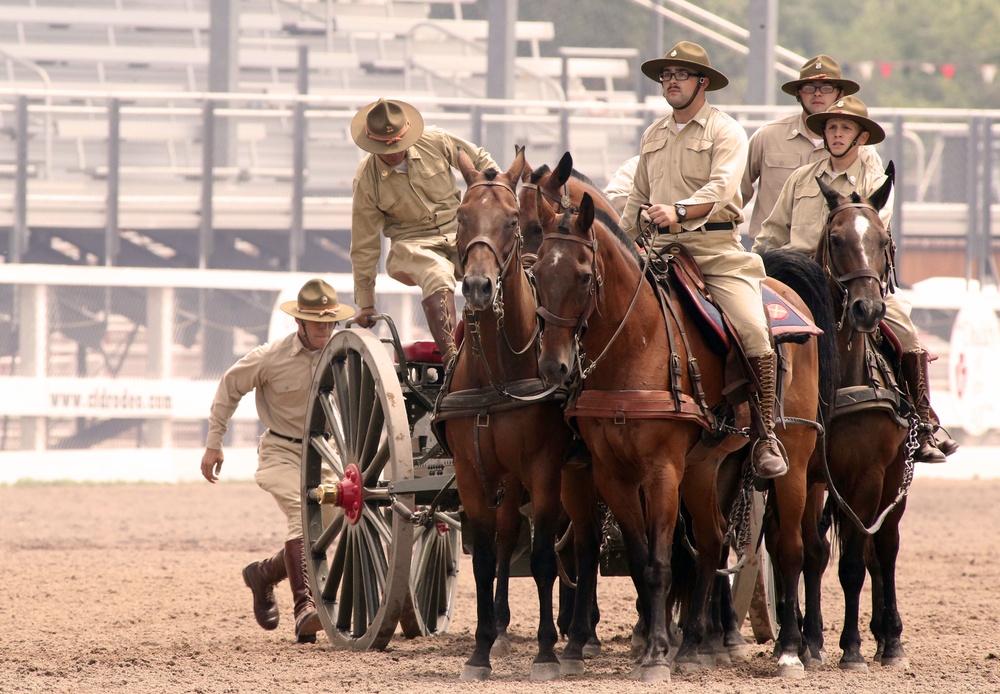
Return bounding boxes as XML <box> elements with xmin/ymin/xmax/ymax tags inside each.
<box><xmin>806</xmin><ymin>96</ymin><xmax>885</xmax><ymax>145</ymax></box>
<box><xmin>782</xmin><ymin>54</ymin><xmax>860</xmax><ymax>96</ymax></box>
<box><xmin>351</xmin><ymin>98</ymin><xmax>424</xmax><ymax>155</ymax></box>
<box><xmin>640</xmin><ymin>41</ymin><xmax>729</xmax><ymax>91</ymax></box>
<box><xmin>280</xmin><ymin>278</ymin><xmax>355</xmax><ymax>322</ymax></box>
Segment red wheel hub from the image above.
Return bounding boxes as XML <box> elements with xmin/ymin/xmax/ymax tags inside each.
<box><xmin>339</xmin><ymin>463</ymin><xmax>363</xmax><ymax>525</ymax></box>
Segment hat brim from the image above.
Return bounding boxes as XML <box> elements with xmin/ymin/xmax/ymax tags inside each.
<box><xmin>351</xmin><ymin>99</ymin><xmax>424</xmax><ymax>155</ymax></box>
<box><xmin>781</xmin><ymin>77</ymin><xmax>860</xmax><ymax>97</ymax></box>
<box><xmin>640</xmin><ymin>58</ymin><xmax>728</xmax><ymax>90</ymax></box>
<box><xmin>280</xmin><ymin>300</ymin><xmax>355</xmax><ymax>323</ymax></box>
<box><xmin>806</xmin><ymin>112</ymin><xmax>885</xmax><ymax>145</ymax></box>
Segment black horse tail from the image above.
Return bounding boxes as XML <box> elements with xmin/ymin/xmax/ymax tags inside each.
<box><xmin>760</xmin><ymin>249</ymin><xmax>838</xmax><ymax>422</ymax></box>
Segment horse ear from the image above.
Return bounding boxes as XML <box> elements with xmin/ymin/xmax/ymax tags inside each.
<box><xmin>505</xmin><ymin>145</ymin><xmax>527</xmax><ymax>190</ymax></box>
<box><xmin>456</xmin><ymin>147</ymin><xmax>479</xmax><ymax>185</ymax></box>
<box><xmin>868</xmin><ymin>161</ymin><xmax>895</xmax><ymax>213</ymax></box>
<box><xmin>556</xmin><ymin>152</ymin><xmax>574</xmax><ymax>186</ymax></box>
<box><xmin>816</xmin><ymin>176</ymin><xmax>843</xmax><ymax>212</ymax></box>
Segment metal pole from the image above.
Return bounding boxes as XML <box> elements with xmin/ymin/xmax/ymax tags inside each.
<box><xmin>290</xmin><ymin>45</ymin><xmax>308</xmax><ymax>273</ymax></box>
<box><xmin>199</xmin><ymin>101</ymin><xmax>215</xmax><ymax>270</ymax></box>
<box><xmin>12</xmin><ymin>96</ymin><xmax>28</xmax><ymax>263</ymax></box>
<box><xmin>965</xmin><ymin>118</ymin><xmax>982</xmax><ymax>283</ymax></box>
<box><xmin>105</xmin><ymin>98</ymin><xmax>121</xmax><ymax>266</ymax></box>
<box><xmin>888</xmin><ymin>114</ymin><xmax>905</xmax><ymax>274</ymax></box>
<box><xmin>486</xmin><ymin>0</ymin><xmax>516</xmax><ymax>162</ymax></box>
<box><xmin>981</xmin><ymin>117</ymin><xmax>995</xmax><ymax>285</ymax></box>
<box><xmin>746</xmin><ymin>0</ymin><xmax>777</xmax><ymax>105</ymax></box>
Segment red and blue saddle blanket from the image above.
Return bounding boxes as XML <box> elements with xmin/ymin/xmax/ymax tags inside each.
<box><xmin>665</xmin><ymin>245</ymin><xmax>822</xmax><ymax>356</ymax></box>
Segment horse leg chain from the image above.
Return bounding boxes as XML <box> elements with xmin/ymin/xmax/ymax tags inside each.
<box><xmin>719</xmin><ymin>459</ymin><xmax>758</xmax><ymax>575</ymax></box>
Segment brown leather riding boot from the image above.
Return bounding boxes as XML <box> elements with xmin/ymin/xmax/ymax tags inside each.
<box><xmin>242</xmin><ymin>547</ymin><xmax>287</xmax><ymax>630</ymax></box>
<box><xmin>285</xmin><ymin>537</ymin><xmax>322</xmax><ymax>643</ymax></box>
<box><xmin>421</xmin><ymin>288</ymin><xmax>458</xmax><ymax>365</ymax></box>
<box><xmin>900</xmin><ymin>350</ymin><xmax>957</xmax><ymax>463</ymax></box>
<box><xmin>747</xmin><ymin>351</ymin><xmax>789</xmax><ymax>479</ymax></box>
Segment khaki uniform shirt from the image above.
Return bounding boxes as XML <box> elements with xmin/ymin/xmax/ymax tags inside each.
<box><xmin>205</xmin><ymin>331</ymin><xmax>321</xmax><ymax>450</ymax></box>
<box><xmin>741</xmin><ymin>112</ymin><xmax>883</xmax><ymax>240</ymax></box>
<box><xmin>619</xmin><ymin>101</ymin><xmax>774</xmax><ymax>357</ymax></box>
<box><xmin>350</xmin><ymin>126</ymin><xmax>498</xmax><ymax>308</ymax></box>
<box><xmin>620</xmin><ymin>101</ymin><xmax>747</xmax><ymax>245</ymax></box>
<box><xmin>754</xmin><ymin>155</ymin><xmax>893</xmax><ymax>256</ymax></box>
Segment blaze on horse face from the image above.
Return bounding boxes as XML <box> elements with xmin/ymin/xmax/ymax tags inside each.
<box><xmin>533</xmin><ymin>193</ymin><xmax>600</xmax><ymax>387</ymax></box>
<box><xmin>456</xmin><ymin>147</ymin><xmax>526</xmax><ymax>312</ymax></box>
<box><xmin>816</xmin><ymin>163</ymin><xmax>895</xmax><ymax>334</ymax></box>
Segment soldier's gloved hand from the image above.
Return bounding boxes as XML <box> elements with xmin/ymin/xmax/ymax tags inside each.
<box><xmin>355</xmin><ymin>306</ymin><xmax>377</xmax><ymax>329</ymax></box>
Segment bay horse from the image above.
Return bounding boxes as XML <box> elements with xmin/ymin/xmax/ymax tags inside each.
<box><xmin>529</xmin><ymin>190</ymin><xmax>824</xmax><ymax>681</ymax></box>
<box><xmin>762</xmin><ymin>165</ymin><xmax>913</xmax><ymax>672</ymax></box>
<box><xmin>433</xmin><ymin>147</ymin><xmax>598</xmax><ymax>681</ymax></box>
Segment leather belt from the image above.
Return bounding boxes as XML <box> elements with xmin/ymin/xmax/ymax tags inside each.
<box><xmin>697</xmin><ymin>221</ymin><xmax>737</xmax><ymax>232</ymax></box>
<box><xmin>268</xmin><ymin>430</ymin><xmax>303</xmax><ymax>444</ymax></box>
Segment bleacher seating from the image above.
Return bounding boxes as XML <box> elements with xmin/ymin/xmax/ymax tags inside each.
<box><xmin>0</xmin><ymin>0</ymin><xmax>643</xmax><ymax>272</ymax></box>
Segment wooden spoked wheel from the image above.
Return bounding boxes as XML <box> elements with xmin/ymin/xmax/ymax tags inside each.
<box><xmin>301</xmin><ymin>328</ymin><xmax>414</xmax><ymax>651</ymax></box>
<box><xmin>399</xmin><ymin>513</ymin><xmax>461</xmax><ymax>638</ymax></box>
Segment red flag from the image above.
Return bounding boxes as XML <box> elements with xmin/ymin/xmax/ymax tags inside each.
<box><xmin>879</xmin><ymin>62</ymin><xmax>893</xmax><ymax>78</ymax></box>
<box><xmin>941</xmin><ymin>64</ymin><xmax>956</xmax><ymax>79</ymax></box>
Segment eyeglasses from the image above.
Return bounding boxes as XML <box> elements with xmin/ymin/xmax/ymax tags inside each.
<box><xmin>799</xmin><ymin>84</ymin><xmax>837</xmax><ymax>95</ymax></box>
<box><xmin>658</xmin><ymin>70</ymin><xmax>701</xmax><ymax>83</ymax></box>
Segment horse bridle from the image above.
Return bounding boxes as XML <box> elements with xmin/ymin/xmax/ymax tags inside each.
<box><xmin>823</xmin><ymin>201</ymin><xmax>891</xmax><ymax>291</ymax></box>
<box><xmin>458</xmin><ymin>177</ymin><xmax>545</xmax><ymax>372</ymax></box>
<box><xmin>458</xmin><ymin>179</ymin><xmax>522</xmax><ymax>276</ymax></box>
<box><xmin>534</xmin><ymin>209</ymin><xmax>601</xmax><ymax>339</ymax></box>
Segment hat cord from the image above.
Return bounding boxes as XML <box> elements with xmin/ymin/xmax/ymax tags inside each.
<box><xmin>366</xmin><ymin>120</ymin><xmax>410</xmax><ymax>146</ymax></box>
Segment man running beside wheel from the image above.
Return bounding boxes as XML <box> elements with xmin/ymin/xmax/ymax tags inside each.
<box><xmin>200</xmin><ymin>278</ymin><xmax>354</xmax><ymax>642</ymax></box>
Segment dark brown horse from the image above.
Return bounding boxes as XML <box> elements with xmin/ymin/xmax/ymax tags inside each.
<box><xmin>434</xmin><ymin>147</ymin><xmax>597</xmax><ymax>681</ymax></box>
<box><xmin>762</xmin><ymin>164</ymin><xmax>913</xmax><ymax>672</ymax></box>
<box><xmin>528</xmin><ymin>190</ymin><xmax>822</xmax><ymax>682</ymax></box>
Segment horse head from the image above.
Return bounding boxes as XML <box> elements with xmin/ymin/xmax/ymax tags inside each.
<box><xmin>456</xmin><ymin>146</ymin><xmax>526</xmax><ymax>311</ymax></box>
<box><xmin>533</xmin><ymin>192</ymin><xmax>601</xmax><ymax>386</ymax></box>
<box><xmin>816</xmin><ymin>162</ymin><xmax>895</xmax><ymax>333</ymax></box>
<box><xmin>519</xmin><ymin>152</ymin><xmax>575</xmax><ymax>257</ymax></box>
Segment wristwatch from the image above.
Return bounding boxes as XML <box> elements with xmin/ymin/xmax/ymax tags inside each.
<box><xmin>674</xmin><ymin>204</ymin><xmax>688</xmax><ymax>224</ymax></box>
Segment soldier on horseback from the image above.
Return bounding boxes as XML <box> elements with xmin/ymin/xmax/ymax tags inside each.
<box><xmin>620</xmin><ymin>41</ymin><xmax>788</xmax><ymax>479</ymax></box>
<box><xmin>755</xmin><ymin>96</ymin><xmax>958</xmax><ymax>463</ymax></box>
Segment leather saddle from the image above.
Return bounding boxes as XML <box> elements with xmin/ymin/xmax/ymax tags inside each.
<box><xmin>659</xmin><ymin>242</ymin><xmax>823</xmax><ymax>356</ymax></box>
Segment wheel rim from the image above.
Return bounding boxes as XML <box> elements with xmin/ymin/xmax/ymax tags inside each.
<box><xmin>400</xmin><ymin>515</ymin><xmax>460</xmax><ymax>637</ymax></box>
<box><xmin>302</xmin><ymin>329</ymin><xmax>414</xmax><ymax>650</ymax></box>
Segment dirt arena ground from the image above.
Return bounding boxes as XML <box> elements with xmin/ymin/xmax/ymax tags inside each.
<box><xmin>2</xmin><ymin>478</ymin><xmax>998</xmax><ymax>693</ymax></box>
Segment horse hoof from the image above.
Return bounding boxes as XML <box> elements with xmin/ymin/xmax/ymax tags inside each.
<box><xmin>530</xmin><ymin>662</ymin><xmax>561</xmax><ymax>681</ymax></box>
<box><xmin>672</xmin><ymin>658</ymin><xmax>706</xmax><ymax>676</ymax></box>
<box><xmin>777</xmin><ymin>653</ymin><xmax>806</xmax><ymax>679</ymax></box>
<box><xmin>713</xmin><ymin>650</ymin><xmax>732</xmax><ymax>667</ymax></box>
<box><xmin>582</xmin><ymin>636</ymin><xmax>602</xmax><ymax>658</ymax></box>
<box><xmin>726</xmin><ymin>642</ymin><xmax>750</xmax><ymax>662</ymax></box>
<box><xmin>804</xmin><ymin>648</ymin><xmax>829</xmax><ymax>669</ymax></box>
<box><xmin>879</xmin><ymin>656</ymin><xmax>910</xmax><ymax>670</ymax></box>
<box><xmin>838</xmin><ymin>659</ymin><xmax>869</xmax><ymax>672</ymax></box>
<box><xmin>629</xmin><ymin>664</ymin><xmax>671</xmax><ymax>683</ymax></box>
<box><xmin>560</xmin><ymin>657</ymin><xmax>585</xmax><ymax>676</ymax></box>
<box><xmin>460</xmin><ymin>665</ymin><xmax>492</xmax><ymax>681</ymax></box>
<box><xmin>490</xmin><ymin>636</ymin><xmax>512</xmax><ymax>659</ymax></box>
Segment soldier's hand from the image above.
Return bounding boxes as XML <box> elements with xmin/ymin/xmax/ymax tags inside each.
<box><xmin>201</xmin><ymin>448</ymin><xmax>224</xmax><ymax>483</ymax></box>
<box><xmin>355</xmin><ymin>306</ymin><xmax>377</xmax><ymax>329</ymax></box>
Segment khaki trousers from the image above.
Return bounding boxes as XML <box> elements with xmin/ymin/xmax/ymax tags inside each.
<box><xmin>387</xmin><ymin>233</ymin><xmax>462</xmax><ymax>299</ymax></box>
<box><xmin>255</xmin><ymin>433</ymin><xmax>336</xmax><ymax>541</ymax></box>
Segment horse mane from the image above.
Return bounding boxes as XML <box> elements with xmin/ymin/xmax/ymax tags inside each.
<box><xmin>482</xmin><ymin>168</ymin><xmax>500</xmax><ymax>181</ymax></box>
<box><xmin>759</xmin><ymin>249</ymin><xmax>838</xmax><ymax>421</ymax></box>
